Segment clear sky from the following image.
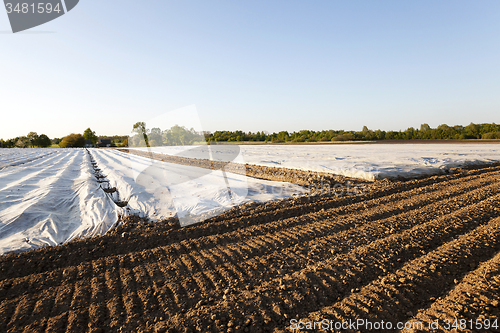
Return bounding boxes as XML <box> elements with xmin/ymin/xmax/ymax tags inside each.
<box><xmin>1</xmin><ymin>0</ymin><xmax>499</xmax><ymax>139</ymax></box>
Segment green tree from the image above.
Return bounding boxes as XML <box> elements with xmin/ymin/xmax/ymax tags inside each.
<box><xmin>4</xmin><ymin>138</ymin><xmax>16</xmax><ymax>148</ymax></box>
<box><xmin>403</xmin><ymin>127</ymin><xmax>416</xmax><ymax>140</ymax></box>
<box><xmin>385</xmin><ymin>131</ymin><xmax>396</xmax><ymax>140</ymax></box>
<box><xmin>360</xmin><ymin>126</ymin><xmax>375</xmax><ymax>140</ymax></box>
<box><xmin>15</xmin><ymin>136</ymin><xmax>29</xmax><ymax>148</ymax></box>
<box><xmin>420</xmin><ymin>123</ymin><xmax>431</xmax><ymax>132</ymax></box>
<box><xmin>419</xmin><ymin>124</ymin><xmax>432</xmax><ymax>139</ymax></box>
<box><xmin>59</xmin><ymin>134</ymin><xmax>85</xmax><ymax>148</ymax></box>
<box><xmin>149</xmin><ymin>127</ymin><xmax>163</xmax><ymax>146</ymax></box>
<box><xmin>37</xmin><ymin>134</ymin><xmax>51</xmax><ymax>147</ymax></box>
<box><xmin>165</xmin><ymin>125</ymin><xmax>188</xmax><ymax>145</ymax></box>
<box><xmin>482</xmin><ymin>132</ymin><xmax>500</xmax><ymax>139</ymax></box>
<box><xmin>132</xmin><ymin>122</ymin><xmax>149</xmax><ymax>147</ymax></box>
<box><xmin>83</xmin><ymin>128</ymin><xmax>98</xmax><ymax>145</ymax></box>
<box><xmin>277</xmin><ymin>131</ymin><xmax>290</xmax><ymax>141</ymax></box>
<box><xmin>374</xmin><ymin>129</ymin><xmax>386</xmax><ymax>140</ymax></box>
<box><xmin>481</xmin><ymin>123</ymin><xmax>499</xmax><ymax>135</ymax></box>
<box><xmin>464</xmin><ymin>123</ymin><xmax>480</xmax><ymax>139</ymax></box>
<box><xmin>27</xmin><ymin>132</ymin><xmax>39</xmax><ymax>147</ymax></box>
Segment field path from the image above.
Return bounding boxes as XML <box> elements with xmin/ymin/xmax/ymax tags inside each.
<box><xmin>0</xmin><ymin>162</ymin><xmax>499</xmax><ymax>332</ymax></box>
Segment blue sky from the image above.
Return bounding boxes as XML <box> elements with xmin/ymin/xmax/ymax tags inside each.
<box><xmin>1</xmin><ymin>0</ymin><xmax>499</xmax><ymax>139</ymax></box>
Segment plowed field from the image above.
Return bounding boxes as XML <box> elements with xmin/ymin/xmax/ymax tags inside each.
<box><xmin>1</xmin><ymin>162</ymin><xmax>500</xmax><ymax>333</ymax></box>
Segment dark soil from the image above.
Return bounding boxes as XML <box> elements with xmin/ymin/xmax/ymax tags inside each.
<box><xmin>1</xmin><ymin>160</ymin><xmax>500</xmax><ymax>332</ymax></box>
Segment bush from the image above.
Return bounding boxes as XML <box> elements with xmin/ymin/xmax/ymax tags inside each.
<box><xmin>482</xmin><ymin>132</ymin><xmax>500</xmax><ymax>139</ymax></box>
<box><xmin>59</xmin><ymin>133</ymin><xmax>85</xmax><ymax>148</ymax></box>
<box><xmin>15</xmin><ymin>137</ymin><xmax>29</xmax><ymax>148</ymax></box>
<box><xmin>37</xmin><ymin>134</ymin><xmax>52</xmax><ymax>147</ymax></box>
<box><xmin>332</xmin><ymin>133</ymin><xmax>355</xmax><ymax>141</ymax></box>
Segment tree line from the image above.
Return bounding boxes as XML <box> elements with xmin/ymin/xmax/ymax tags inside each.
<box><xmin>0</xmin><ymin>128</ymin><xmax>129</xmax><ymax>148</ymax></box>
<box><xmin>204</xmin><ymin>123</ymin><xmax>500</xmax><ymax>143</ymax></box>
<box><xmin>131</xmin><ymin>122</ymin><xmax>500</xmax><ymax>147</ymax></box>
<box><xmin>2</xmin><ymin>122</ymin><xmax>499</xmax><ymax>148</ymax></box>
<box><xmin>130</xmin><ymin>122</ymin><xmax>205</xmax><ymax>147</ymax></box>
<box><xmin>0</xmin><ymin>132</ymin><xmax>52</xmax><ymax>148</ymax></box>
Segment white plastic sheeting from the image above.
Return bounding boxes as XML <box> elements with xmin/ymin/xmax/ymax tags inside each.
<box><xmin>90</xmin><ymin>149</ymin><xmax>305</xmax><ymax>225</ymax></box>
<box><xmin>0</xmin><ymin>149</ymin><xmax>119</xmax><ymax>255</ymax></box>
<box><xmin>135</xmin><ymin>144</ymin><xmax>500</xmax><ymax>181</ymax></box>
<box><xmin>0</xmin><ymin>148</ymin><xmax>305</xmax><ymax>254</ymax></box>
<box><xmin>0</xmin><ymin>148</ymin><xmax>56</xmax><ymax>169</ymax></box>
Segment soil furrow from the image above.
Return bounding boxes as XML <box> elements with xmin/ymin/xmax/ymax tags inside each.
<box><xmin>143</xmin><ymin>180</ymin><xmax>500</xmax><ymax>297</ymax></box>
<box><xmin>1</xmin><ymin>163</ymin><xmax>500</xmax><ymax>332</ymax></box>
<box><xmin>1</xmin><ymin>164</ymin><xmax>499</xmax><ymax>283</ymax></box>
<box><xmin>65</xmin><ymin>262</ymin><xmax>92</xmax><ymax>332</ymax></box>
<box><xmin>104</xmin><ymin>257</ymin><xmax>126</xmax><ymax>330</ymax></box>
<box><xmin>402</xmin><ymin>250</ymin><xmax>500</xmax><ymax>333</ymax></box>
<box><xmin>118</xmin><ymin>255</ymin><xmax>145</xmax><ymax>329</ymax></box>
<box><xmin>167</xmin><ymin>192</ymin><xmax>500</xmax><ymax>330</ymax></box>
<box><xmin>88</xmin><ymin>259</ymin><xmax>109</xmax><ymax>332</ymax></box>
<box><xmin>305</xmin><ymin>216</ymin><xmax>500</xmax><ymax>332</ymax></box>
